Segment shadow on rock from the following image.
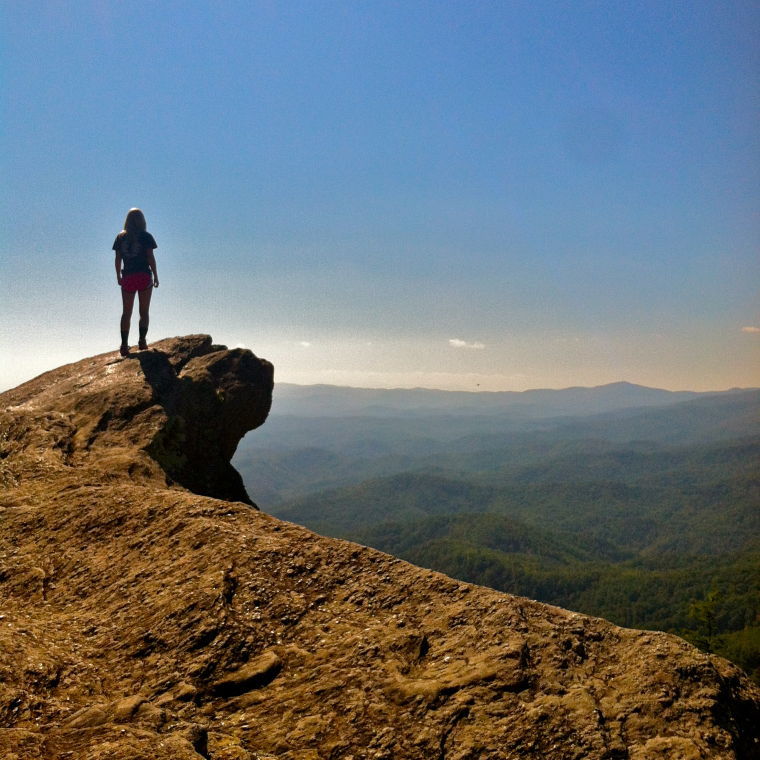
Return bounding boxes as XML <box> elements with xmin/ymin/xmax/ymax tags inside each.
<box><xmin>135</xmin><ymin>338</ymin><xmax>273</xmax><ymax>505</ymax></box>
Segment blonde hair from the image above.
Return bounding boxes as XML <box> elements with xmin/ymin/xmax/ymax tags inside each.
<box><xmin>123</xmin><ymin>208</ymin><xmax>147</xmax><ymax>235</ymax></box>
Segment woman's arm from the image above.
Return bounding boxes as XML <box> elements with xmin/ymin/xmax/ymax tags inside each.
<box><xmin>147</xmin><ymin>250</ymin><xmax>159</xmax><ymax>287</ymax></box>
<box><xmin>114</xmin><ymin>252</ymin><xmax>122</xmax><ymax>285</ymax></box>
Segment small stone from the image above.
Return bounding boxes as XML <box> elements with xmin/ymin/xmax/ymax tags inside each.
<box><xmin>175</xmin><ymin>681</ymin><xmax>198</xmax><ymax>702</ymax></box>
<box><xmin>65</xmin><ymin>704</ymin><xmax>110</xmax><ymax>728</ymax></box>
<box><xmin>113</xmin><ymin>694</ymin><xmax>146</xmax><ymax>721</ymax></box>
<box><xmin>210</xmin><ymin>651</ymin><xmax>282</xmax><ymax>697</ymax></box>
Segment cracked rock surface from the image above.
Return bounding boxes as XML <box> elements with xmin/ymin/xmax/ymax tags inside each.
<box><xmin>0</xmin><ymin>337</ymin><xmax>758</xmax><ymax>759</ymax></box>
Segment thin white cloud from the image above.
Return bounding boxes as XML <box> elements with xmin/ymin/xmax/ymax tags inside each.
<box><xmin>298</xmin><ymin>341</ymin><xmax>312</xmax><ymax>347</ymax></box>
<box><xmin>741</xmin><ymin>326</ymin><xmax>760</xmax><ymax>334</ymax></box>
<box><xmin>449</xmin><ymin>338</ymin><xmax>486</xmax><ymax>349</ymax></box>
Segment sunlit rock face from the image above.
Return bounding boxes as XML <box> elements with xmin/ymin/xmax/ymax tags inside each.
<box><xmin>0</xmin><ymin>339</ymin><xmax>758</xmax><ymax>760</ymax></box>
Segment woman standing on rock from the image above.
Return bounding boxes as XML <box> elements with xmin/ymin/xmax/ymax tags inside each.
<box><xmin>113</xmin><ymin>208</ymin><xmax>159</xmax><ymax>357</ymax></box>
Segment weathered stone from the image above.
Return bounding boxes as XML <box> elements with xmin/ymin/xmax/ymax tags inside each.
<box><xmin>64</xmin><ymin>704</ymin><xmax>110</xmax><ymax>728</ymax></box>
<box><xmin>0</xmin><ymin>336</ymin><xmax>757</xmax><ymax>759</ymax></box>
<box><xmin>171</xmin><ymin>722</ymin><xmax>209</xmax><ymax>758</ymax></box>
<box><xmin>211</xmin><ymin>651</ymin><xmax>282</xmax><ymax>696</ymax></box>
<box><xmin>113</xmin><ymin>694</ymin><xmax>146</xmax><ymax>721</ymax></box>
<box><xmin>0</xmin><ymin>334</ymin><xmax>273</xmax><ymax>504</ymax></box>
<box><xmin>175</xmin><ymin>682</ymin><xmax>199</xmax><ymax>702</ymax></box>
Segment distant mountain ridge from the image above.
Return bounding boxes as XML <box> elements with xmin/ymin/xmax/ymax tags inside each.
<box><xmin>235</xmin><ymin>389</ymin><xmax>760</xmax><ymax>502</ymax></box>
<box><xmin>272</xmin><ymin>380</ymin><xmax>754</xmax><ymax>418</ymax></box>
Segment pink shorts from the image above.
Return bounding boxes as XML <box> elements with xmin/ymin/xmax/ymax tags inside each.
<box><xmin>121</xmin><ymin>273</ymin><xmax>153</xmax><ymax>293</ymax></box>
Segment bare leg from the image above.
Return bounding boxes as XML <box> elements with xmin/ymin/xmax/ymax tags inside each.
<box><xmin>121</xmin><ymin>289</ymin><xmax>136</xmax><ymax>346</ymax></box>
<box><xmin>138</xmin><ymin>286</ymin><xmax>153</xmax><ymax>347</ymax></box>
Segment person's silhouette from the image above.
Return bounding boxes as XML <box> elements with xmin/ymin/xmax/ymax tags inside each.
<box><xmin>112</xmin><ymin>208</ymin><xmax>159</xmax><ymax>356</ymax></box>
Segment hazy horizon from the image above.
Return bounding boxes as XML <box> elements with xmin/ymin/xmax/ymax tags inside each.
<box><xmin>2</xmin><ymin>2</ymin><xmax>758</xmax><ymax>393</ymax></box>
<box><xmin>3</xmin><ymin>351</ymin><xmax>757</xmax><ymax>396</ymax></box>
<box><xmin>271</xmin><ymin>378</ymin><xmax>759</xmax><ymax>394</ymax></box>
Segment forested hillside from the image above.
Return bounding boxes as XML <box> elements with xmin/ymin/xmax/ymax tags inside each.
<box><xmin>234</xmin><ymin>388</ymin><xmax>760</xmax><ymax>501</ymax></box>
<box><xmin>234</xmin><ymin>387</ymin><xmax>760</xmax><ymax>680</ymax></box>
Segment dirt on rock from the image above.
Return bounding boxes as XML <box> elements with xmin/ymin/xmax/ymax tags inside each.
<box><xmin>0</xmin><ymin>336</ymin><xmax>758</xmax><ymax>759</ymax></box>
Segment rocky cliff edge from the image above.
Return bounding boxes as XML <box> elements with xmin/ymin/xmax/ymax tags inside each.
<box><xmin>0</xmin><ymin>337</ymin><xmax>758</xmax><ymax>760</ymax></box>
<box><xmin>0</xmin><ymin>335</ymin><xmax>273</xmax><ymax>504</ymax></box>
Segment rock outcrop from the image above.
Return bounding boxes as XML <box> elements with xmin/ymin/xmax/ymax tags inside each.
<box><xmin>0</xmin><ymin>335</ymin><xmax>273</xmax><ymax>504</ymax></box>
<box><xmin>0</xmin><ymin>337</ymin><xmax>758</xmax><ymax>760</ymax></box>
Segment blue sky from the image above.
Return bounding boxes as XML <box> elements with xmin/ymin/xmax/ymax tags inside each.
<box><xmin>1</xmin><ymin>0</ymin><xmax>758</xmax><ymax>391</ymax></box>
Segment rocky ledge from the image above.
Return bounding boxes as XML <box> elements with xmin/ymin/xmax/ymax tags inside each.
<box><xmin>0</xmin><ymin>337</ymin><xmax>757</xmax><ymax>760</ymax></box>
<box><xmin>0</xmin><ymin>335</ymin><xmax>273</xmax><ymax>504</ymax></box>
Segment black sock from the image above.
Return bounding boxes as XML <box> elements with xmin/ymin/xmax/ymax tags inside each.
<box><xmin>121</xmin><ymin>330</ymin><xmax>129</xmax><ymax>347</ymax></box>
<box><xmin>139</xmin><ymin>323</ymin><xmax>148</xmax><ymax>343</ymax></box>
